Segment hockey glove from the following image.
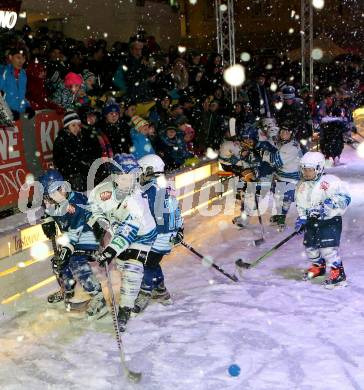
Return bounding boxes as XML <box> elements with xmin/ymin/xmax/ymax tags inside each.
<box><xmin>295</xmin><ymin>217</ymin><xmax>307</xmax><ymax>234</ymax></box>
<box><xmin>170</xmin><ymin>228</ymin><xmax>184</xmax><ymax>245</ymax></box>
<box><xmin>307</xmin><ymin>205</ymin><xmax>326</xmax><ymax>220</ymax></box>
<box><xmin>93</xmin><ymin>218</ymin><xmax>111</xmax><ymax>242</ymax></box>
<box><xmin>41</xmin><ymin>218</ymin><xmax>57</xmax><ymax>239</ymax></box>
<box><xmin>97</xmin><ymin>246</ymin><xmax>117</xmax><ymax>267</ymax></box>
<box><xmin>256</xmin><ymin>141</ymin><xmax>278</xmax><ymax>153</ymax></box>
<box><xmin>25</xmin><ymin>107</ymin><xmax>35</xmax><ymax>119</ymax></box>
<box><xmin>57</xmin><ymin>246</ymin><xmax>73</xmax><ymax>269</ymax></box>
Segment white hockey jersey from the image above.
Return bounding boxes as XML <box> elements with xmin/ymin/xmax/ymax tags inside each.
<box><xmin>295</xmin><ymin>174</ymin><xmax>351</xmax><ymax>220</ymax></box>
<box><xmin>218</xmin><ymin>140</ymin><xmax>242</xmax><ymax>166</ymax></box>
<box><xmin>87</xmin><ymin>181</ymin><xmax>156</xmax><ymax>254</ymax></box>
<box><xmin>271</xmin><ymin>140</ymin><xmax>302</xmax><ymax>184</ymax></box>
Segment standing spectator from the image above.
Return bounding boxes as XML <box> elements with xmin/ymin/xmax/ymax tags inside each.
<box><xmin>171</xmin><ymin>58</ymin><xmax>189</xmax><ymax>97</ymax></box>
<box><xmin>277</xmin><ymin>85</ymin><xmax>312</xmax><ymax>144</ymax></box>
<box><xmin>175</xmin><ymin>116</ymin><xmax>195</xmax><ymax>153</ymax></box>
<box><xmin>248</xmin><ymin>71</ymin><xmax>273</xmax><ymax>119</ymax></box>
<box><xmin>130</xmin><ymin>115</ymin><xmax>155</xmax><ymax>159</ymax></box>
<box><xmin>51</xmin><ymin>72</ymin><xmax>84</xmax><ymax>110</ymax></box>
<box><xmin>0</xmin><ymin>48</ymin><xmax>34</xmax><ymax>120</ymax></box>
<box><xmin>122</xmin><ymin>38</ymin><xmax>154</xmax><ymax>102</ymax></box>
<box><xmin>53</xmin><ymin>111</ymin><xmax>90</xmax><ymax>192</ymax></box>
<box><xmin>87</xmin><ymin>44</ymin><xmax>112</xmax><ymax>92</ymax></box>
<box><xmin>319</xmin><ymin>107</ymin><xmax>347</xmax><ymax>165</ymax></box>
<box><xmin>188</xmin><ymin>50</ymin><xmax>205</xmax><ymax>97</ymax></box>
<box><xmin>203</xmin><ymin>53</ymin><xmax>223</xmax><ymax>93</ymax></box>
<box><xmin>102</xmin><ymin>103</ymin><xmax>132</xmax><ymax>154</ymax></box>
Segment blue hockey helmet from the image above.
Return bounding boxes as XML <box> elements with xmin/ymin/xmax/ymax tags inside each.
<box><xmin>38</xmin><ymin>169</ymin><xmax>64</xmax><ymax>196</ymax></box>
<box><xmin>282</xmin><ymin>85</ymin><xmax>296</xmax><ymax>100</ymax></box>
<box><xmin>239</xmin><ymin>123</ymin><xmax>259</xmax><ymax>142</ymax></box>
<box><xmin>110</xmin><ymin>153</ymin><xmax>140</xmax><ymax>174</ymax></box>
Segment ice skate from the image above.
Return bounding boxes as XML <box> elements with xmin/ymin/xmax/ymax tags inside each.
<box><xmin>324</xmin><ymin>266</ymin><xmax>347</xmax><ymax>289</ymax></box>
<box><xmin>232</xmin><ymin>215</ymin><xmax>248</xmax><ymax>229</ymax></box>
<box><xmin>117</xmin><ymin>306</ymin><xmax>131</xmax><ymax>332</ymax></box>
<box><xmin>132</xmin><ymin>290</ymin><xmax>152</xmax><ymax>314</ymax></box>
<box><xmin>270</xmin><ymin>214</ymin><xmax>286</xmax><ymax>231</ymax></box>
<box><xmin>47</xmin><ymin>290</ymin><xmax>64</xmax><ymax>303</ymax></box>
<box><xmin>151</xmin><ymin>283</ymin><xmax>173</xmax><ymax>305</ymax></box>
<box><xmin>303</xmin><ymin>260</ymin><xmax>326</xmax><ymax>281</ymax></box>
<box><xmin>86</xmin><ymin>291</ymin><xmax>108</xmax><ymax>318</ymax></box>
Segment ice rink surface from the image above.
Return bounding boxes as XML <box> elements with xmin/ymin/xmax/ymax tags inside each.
<box><xmin>1</xmin><ymin>146</ymin><xmax>364</xmax><ymax>390</ymax></box>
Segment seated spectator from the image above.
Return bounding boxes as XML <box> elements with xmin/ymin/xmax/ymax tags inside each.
<box><xmin>175</xmin><ymin>116</ymin><xmax>196</xmax><ymax>153</ymax></box>
<box><xmin>0</xmin><ymin>48</ymin><xmax>34</xmax><ymax>120</ymax></box>
<box><xmin>101</xmin><ymin>103</ymin><xmax>132</xmax><ymax>154</ymax></box>
<box><xmin>157</xmin><ymin>125</ymin><xmax>192</xmax><ymax>171</ymax></box>
<box><xmin>170</xmin><ymin>103</ymin><xmax>184</xmax><ymax>122</ymax></box>
<box><xmin>53</xmin><ymin>111</ymin><xmax>91</xmax><ymax>191</ymax></box>
<box><xmin>179</xmin><ymin>95</ymin><xmax>194</xmax><ymax>122</ymax></box>
<box><xmin>82</xmin><ymin>69</ymin><xmax>98</xmax><ymax>103</ymax></box>
<box><xmin>130</xmin><ymin>115</ymin><xmax>155</xmax><ymax>159</ymax></box>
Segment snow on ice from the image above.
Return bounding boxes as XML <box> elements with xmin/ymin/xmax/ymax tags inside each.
<box><xmin>1</xmin><ymin>146</ymin><xmax>364</xmax><ymax>389</ymax></box>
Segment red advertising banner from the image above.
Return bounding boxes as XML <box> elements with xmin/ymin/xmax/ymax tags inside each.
<box><xmin>0</xmin><ymin>122</ymin><xmax>28</xmax><ymax>209</ymax></box>
<box><xmin>35</xmin><ymin>111</ymin><xmax>62</xmax><ymax>170</ymax></box>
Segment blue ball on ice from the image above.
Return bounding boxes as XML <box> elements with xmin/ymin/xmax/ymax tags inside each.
<box><xmin>228</xmin><ymin>364</ymin><xmax>241</xmax><ymax>377</ymax></box>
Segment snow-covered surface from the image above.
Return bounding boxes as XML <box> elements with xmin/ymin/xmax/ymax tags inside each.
<box><xmin>1</xmin><ymin>146</ymin><xmax>364</xmax><ymax>390</ymax></box>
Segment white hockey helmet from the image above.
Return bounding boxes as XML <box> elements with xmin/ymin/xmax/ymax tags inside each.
<box><xmin>300</xmin><ymin>151</ymin><xmax>325</xmax><ymax>180</ymax></box>
<box><xmin>138</xmin><ymin>154</ymin><xmax>165</xmax><ymax>177</ymax></box>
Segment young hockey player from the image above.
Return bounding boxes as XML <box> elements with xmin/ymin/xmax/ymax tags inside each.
<box><xmin>232</xmin><ymin>126</ymin><xmax>276</xmax><ymax>227</ymax></box>
<box><xmin>218</xmin><ymin>138</ymin><xmax>244</xmax><ymax>176</ymax></box>
<box><xmin>38</xmin><ymin>169</ymin><xmax>107</xmax><ymax>317</ymax></box>
<box><xmin>87</xmin><ymin>153</ymin><xmax>157</xmax><ymax>331</ymax></box>
<box><xmin>295</xmin><ymin>152</ymin><xmax>351</xmax><ymax>288</ymax></box>
<box><xmin>269</xmin><ymin>124</ymin><xmax>303</xmax><ymax>229</ymax></box>
<box><xmin>133</xmin><ymin>154</ymin><xmax>183</xmax><ymax>313</ymax></box>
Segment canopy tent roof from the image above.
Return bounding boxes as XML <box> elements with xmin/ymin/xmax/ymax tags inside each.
<box><xmin>287</xmin><ymin>35</ymin><xmax>348</xmax><ymax>63</ymax></box>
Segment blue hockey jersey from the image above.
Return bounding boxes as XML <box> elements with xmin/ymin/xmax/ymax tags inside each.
<box><xmin>141</xmin><ymin>182</ymin><xmax>183</xmax><ymax>255</ymax></box>
<box><xmin>44</xmin><ymin>191</ymin><xmax>98</xmax><ymax>251</ymax></box>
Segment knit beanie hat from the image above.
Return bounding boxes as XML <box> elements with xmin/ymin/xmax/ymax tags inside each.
<box><xmin>82</xmin><ymin>69</ymin><xmax>95</xmax><ymax>81</ymax></box>
<box><xmin>64</xmin><ymin>72</ymin><xmax>83</xmax><ymax>87</ymax></box>
<box><xmin>131</xmin><ymin>115</ymin><xmax>149</xmax><ymax>131</ymax></box>
<box><xmin>63</xmin><ymin>111</ymin><xmax>81</xmax><ymax>128</ymax></box>
<box><xmin>102</xmin><ymin>103</ymin><xmax>120</xmax><ymax>116</ymax></box>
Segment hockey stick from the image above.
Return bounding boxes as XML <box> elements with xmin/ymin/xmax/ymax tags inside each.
<box><xmin>50</xmin><ymin>235</ymin><xmax>65</xmax><ymax>295</ymax></box>
<box><xmin>181</xmin><ymin>241</ymin><xmax>238</xmax><ymax>282</ymax></box>
<box><xmin>235</xmin><ymin>230</ymin><xmax>299</xmax><ymax>273</ymax></box>
<box><xmin>253</xmin><ymin>194</ymin><xmax>265</xmax><ymax>246</ymax></box>
<box><xmin>104</xmin><ymin>262</ymin><xmax>142</xmax><ymax>383</ymax></box>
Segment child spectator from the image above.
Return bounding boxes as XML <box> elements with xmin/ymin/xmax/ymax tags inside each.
<box><xmin>158</xmin><ymin>125</ymin><xmax>192</xmax><ymax>171</ymax></box>
<box><xmin>130</xmin><ymin>115</ymin><xmax>155</xmax><ymax>159</ymax></box>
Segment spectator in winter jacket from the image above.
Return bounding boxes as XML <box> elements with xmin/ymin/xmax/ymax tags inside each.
<box><xmin>79</xmin><ymin>107</ymin><xmax>113</xmax><ymax>184</ymax></box>
<box><xmin>101</xmin><ymin>103</ymin><xmax>132</xmax><ymax>154</ymax></box>
<box><xmin>0</xmin><ymin>48</ymin><xmax>33</xmax><ymax>120</ymax></box>
<box><xmin>148</xmin><ymin>95</ymin><xmax>171</xmax><ymax>132</ymax></box>
<box><xmin>158</xmin><ymin>125</ymin><xmax>192</xmax><ymax>171</ymax></box>
<box><xmin>130</xmin><ymin>115</ymin><xmax>155</xmax><ymax>159</ymax></box>
<box><xmin>247</xmin><ymin>71</ymin><xmax>273</xmax><ymax>119</ymax></box>
<box><xmin>319</xmin><ymin>107</ymin><xmax>347</xmax><ymax>165</ymax></box>
<box><xmin>53</xmin><ymin>111</ymin><xmax>91</xmax><ymax>192</ymax></box>
<box><xmin>122</xmin><ymin>39</ymin><xmax>154</xmax><ymax>102</ymax></box>
<box><xmin>175</xmin><ymin>115</ymin><xmax>195</xmax><ymax>153</ymax></box>
<box><xmin>51</xmin><ymin>72</ymin><xmax>84</xmax><ymax>110</ymax></box>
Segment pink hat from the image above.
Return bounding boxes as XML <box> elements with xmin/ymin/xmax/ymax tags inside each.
<box><xmin>64</xmin><ymin>72</ymin><xmax>83</xmax><ymax>87</ymax></box>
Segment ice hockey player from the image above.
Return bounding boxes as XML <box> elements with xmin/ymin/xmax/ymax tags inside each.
<box><xmin>232</xmin><ymin>126</ymin><xmax>276</xmax><ymax>227</ymax></box>
<box><xmin>87</xmin><ymin>153</ymin><xmax>157</xmax><ymax>331</ymax></box>
<box><xmin>133</xmin><ymin>154</ymin><xmax>183</xmax><ymax>313</ymax></box>
<box><xmin>269</xmin><ymin>124</ymin><xmax>303</xmax><ymax>229</ymax></box>
<box><xmin>218</xmin><ymin>138</ymin><xmax>244</xmax><ymax>176</ymax></box>
<box><xmin>38</xmin><ymin>169</ymin><xmax>107</xmax><ymax>317</ymax></box>
<box><xmin>294</xmin><ymin>152</ymin><xmax>351</xmax><ymax>288</ymax></box>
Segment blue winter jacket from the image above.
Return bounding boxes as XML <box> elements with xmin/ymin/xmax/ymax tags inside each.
<box><xmin>130</xmin><ymin>127</ymin><xmax>155</xmax><ymax>159</ymax></box>
<box><xmin>0</xmin><ymin>64</ymin><xmax>29</xmax><ymax>112</ymax></box>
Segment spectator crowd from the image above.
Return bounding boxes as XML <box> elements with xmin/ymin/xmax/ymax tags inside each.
<box><xmin>0</xmin><ymin>25</ymin><xmax>363</xmax><ymax>192</ymax></box>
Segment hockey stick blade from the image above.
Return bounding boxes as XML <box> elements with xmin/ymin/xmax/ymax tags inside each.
<box><xmin>124</xmin><ymin>365</ymin><xmax>142</xmax><ymax>383</ymax></box>
<box><xmin>254</xmin><ymin>237</ymin><xmax>265</xmax><ymax>246</ymax></box>
<box><xmin>235</xmin><ymin>258</ymin><xmax>252</xmax><ymax>269</ymax></box>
